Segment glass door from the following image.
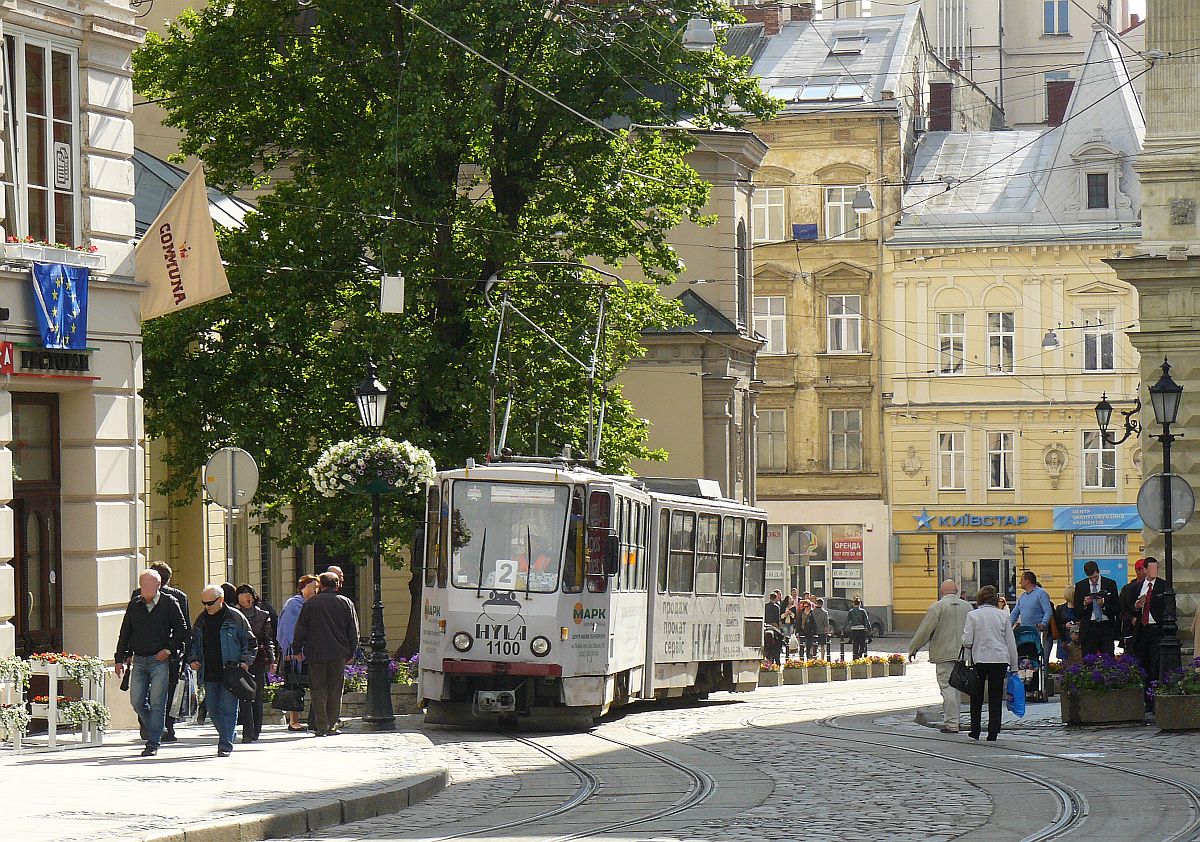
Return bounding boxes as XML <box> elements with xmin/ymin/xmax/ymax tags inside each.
<box><xmin>12</xmin><ymin>393</ymin><xmax>61</xmax><ymax>656</ymax></box>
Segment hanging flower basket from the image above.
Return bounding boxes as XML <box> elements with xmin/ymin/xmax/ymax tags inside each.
<box><xmin>0</xmin><ymin>656</ymin><xmax>32</xmax><ymax>691</ymax></box>
<box><xmin>30</xmin><ymin>653</ymin><xmax>106</xmax><ymax>685</ymax></box>
<box><xmin>59</xmin><ymin>699</ymin><xmax>110</xmax><ymax>731</ymax></box>
<box><xmin>310</xmin><ymin>436</ymin><xmax>436</xmax><ymax>498</ymax></box>
<box><xmin>0</xmin><ymin>703</ymin><xmax>31</xmax><ymax>739</ymax></box>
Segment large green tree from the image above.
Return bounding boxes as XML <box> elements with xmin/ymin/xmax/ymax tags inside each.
<box><xmin>135</xmin><ymin>0</ymin><xmax>774</xmax><ymax>570</ymax></box>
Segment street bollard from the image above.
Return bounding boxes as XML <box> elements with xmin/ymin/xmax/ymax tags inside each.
<box><xmin>839</xmin><ymin>636</ymin><xmax>846</xmax><ymax>663</ymax></box>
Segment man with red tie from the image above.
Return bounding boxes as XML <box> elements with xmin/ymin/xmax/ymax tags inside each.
<box><xmin>1073</xmin><ymin>560</ymin><xmax>1120</xmax><ymax>656</ymax></box>
<box><xmin>1132</xmin><ymin>558</ymin><xmax>1168</xmax><ymax>685</ymax></box>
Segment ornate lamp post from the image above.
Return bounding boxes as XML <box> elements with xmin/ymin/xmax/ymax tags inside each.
<box><xmin>355</xmin><ymin>359</ymin><xmax>395</xmax><ymax>731</ymax></box>
<box><xmin>1096</xmin><ymin>358</ymin><xmax>1184</xmax><ymax>682</ymax></box>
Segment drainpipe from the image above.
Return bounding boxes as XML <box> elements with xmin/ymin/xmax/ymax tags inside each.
<box><xmin>997</xmin><ymin>0</ymin><xmax>1005</xmax><ymax>113</ymax></box>
<box><xmin>877</xmin><ymin>115</ymin><xmax>890</xmax><ymax>619</ymax></box>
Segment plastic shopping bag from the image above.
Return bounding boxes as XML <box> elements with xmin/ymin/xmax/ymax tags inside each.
<box><xmin>1005</xmin><ymin>671</ymin><xmax>1026</xmax><ymax>717</ymax></box>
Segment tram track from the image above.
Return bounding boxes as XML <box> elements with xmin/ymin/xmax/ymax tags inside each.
<box><xmin>423</xmin><ymin>728</ymin><xmax>714</xmax><ymax>841</ymax></box>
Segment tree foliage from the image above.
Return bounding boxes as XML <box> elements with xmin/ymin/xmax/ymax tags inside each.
<box><xmin>135</xmin><ymin>0</ymin><xmax>775</xmax><ymax>564</ymax></box>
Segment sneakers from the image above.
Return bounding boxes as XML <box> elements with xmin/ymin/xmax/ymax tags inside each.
<box><xmin>140</xmin><ymin>746</ymin><xmax>158</xmax><ymax>757</ymax></box>
<box><xmin>217</xmin><ymin>748</ymin><xmax>231</xmax><ymax>757</ymax></box>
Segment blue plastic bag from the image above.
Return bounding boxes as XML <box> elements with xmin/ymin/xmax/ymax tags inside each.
<box><xmin>1005</xmin><ymin>671</ymin><xmax>1026</xmax><ymax>716</ymax></box>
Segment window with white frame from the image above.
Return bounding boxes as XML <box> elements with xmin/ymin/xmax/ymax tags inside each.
<box><xmin>752</xmin><ymin>187</ymin><xmax>786</xmax><ymax>243</ymax></box>
<box><xmin>938</xmin><ymin>312</ymin><xmax>965</xmax><ymax>375</ymax></box>
<box><xmin>1082</xmin><ymin>308</ymin><xmax>1115</xmax><ymax>371</ymax></box>
<box><xmin>987</xmin><ymin>311</ymin><xmax>1015</xmax><ymax>373</ymax></box>
<box><xmin>827</xmin><ymin>294</ymin><xmax>862</xmax><ymax>353</ymax></box>
<box><xmin>754</xmin><ymin>296</ymin><xmax>787</xmax><ymax>354</ymax></box>
<box><xmin>938</xmin><ymin>431</ymin><xmax>965</xmax><ymax>490</ymax></box>
<box><xmin>987</xmin><ymin>431</ymin><xmax>1014</xmax><ymax>490</ymax></box>
<box><xmin>756</xmin><ymin>409</ymin><xmax>787</xmax><ymax>472</ymax></box>
<box><xmin>824</xmin><ymin>185</ymin><xmax>861</xmax><ymax>240</ymax></box>
<box><xmin>1083</xmin><ymin>430</ymin><xmax>1116</xmax><ymax>489</ymax></box>
<box><xmin>1043</xmin><ymin>0</ymin><xmax>1068</xmax><ymax>34</ymax></box>
<box><xmin>829</xmin><ymin>409</ymin><xmax>863</xmax><ymax>472</ymax></box>
<box><xmin>0</xmin><ymin>32</ymin><xmax>79</xmax><ymax>247</ymax></box>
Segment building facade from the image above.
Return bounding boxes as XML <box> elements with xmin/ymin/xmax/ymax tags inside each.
<box><xmin>0</xmin><ymin>1</ymin><xmax>145</xmax><ymax>662</ymax></box>
<box><xmin>885</xmin><ymin>28</ymin><xmax>1146</xmax><ymax>629</ymax></box>
<box><xmin>726</xmin><ymin>6</ymin><xmax>998</xmax><ymax>620</ymax></box>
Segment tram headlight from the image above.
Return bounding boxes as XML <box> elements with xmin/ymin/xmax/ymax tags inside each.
<box><xmin>530</xmin><ymin>636</ymin><xmax>551</xmax><ymax>658</ymax></box>
<box><xmin>452</xmin><ymin>631</ymin><xmax>473</xmax><ymax>652</ymax></box>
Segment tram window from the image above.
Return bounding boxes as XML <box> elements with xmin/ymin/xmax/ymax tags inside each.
<box><xmin>623</xmin><ymin>497</ymin><xmax>634</xmax><ymax>591</ymax></box>
<box><xmin>657</xmin><ymin>509</ymin><xmax>670</xmax><ymax>593</ymax></box>
<box><xmin>695</xmin><ymin>514</ymin><xmax>720</xmax><ymax>595</ymax></box>
<box><xmin>669</xmin><ymin>511</ymin><xmax>696</xmax><ymax>593</ymax></box>
<box><xmin>437</xmin><ymin>481</ymin><xmax>449</xmax><ymax>588</ymax></box>
<box><xmin>744</xmin><ymin>519</ymin><xmax>767</xmax><ymax>596</ymax></box>
<box><xmin>424</xmin><ymin>485</ymin><xmax>440</xmax><ymax>588</ymax></box>
<box><xmin>563</xmin><ymin>487</ymin><xmax>585</xmax><ymax>594</ymax></box>
<box><xmin>721</xmin><ymin>516</ymin><xmax>744</xmax><ymax>595</ymax></box>
<box><xmin>634</xmin><ymin>503</ymin><xmax>646</xmax><ymax>591</ymax></box>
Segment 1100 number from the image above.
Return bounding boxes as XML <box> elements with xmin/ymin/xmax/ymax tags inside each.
<box><xmin>487</xmin><ymin>640</ymin><xmax>521</xmax><ymax>655</ymax></box>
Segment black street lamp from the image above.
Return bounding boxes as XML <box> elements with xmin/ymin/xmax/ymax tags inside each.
<box><xmin>1096</xmin><ymin>358</ymin><xmax>1183</xmax><ymax>683</ymax></box>
<box><xmin>355</xmin><ymin>359</ymin><xmax>395</xmax><ymax>731</ymax></box>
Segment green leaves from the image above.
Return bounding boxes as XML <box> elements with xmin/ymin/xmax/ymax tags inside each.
<box><xmin>136</xmin><ymin>0</ymin><xmax>768</xmax><ymax>563</ymax></box>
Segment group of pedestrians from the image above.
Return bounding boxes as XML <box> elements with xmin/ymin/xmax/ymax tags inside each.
<box><xmin>908</xmin><ymin>557</ymin><xmax>1177</xmax><ymax>740</ymax></box>
<box><xmin>115</xmin><ymin>563</ymin><xmax>358</xmax><ymax>758</ymax></box>
<box><xmin>764</xmin><ymin>589</ymin><xmax>835</xmax><ymax>663</ymax></box>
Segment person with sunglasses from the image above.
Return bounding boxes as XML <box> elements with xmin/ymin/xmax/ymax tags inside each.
<box><xmin>189</xmin><ymin>584</ymin><xmax>257</xmax><ymax>757</ymax></box>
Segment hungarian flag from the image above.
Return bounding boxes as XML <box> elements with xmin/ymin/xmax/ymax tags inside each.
<box><xmin>136</xmin><ymin>166</ymin><xmax>231</xmax><ymax>320</ymax></box>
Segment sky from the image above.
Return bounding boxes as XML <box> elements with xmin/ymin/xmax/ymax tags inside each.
<box><xmin>1130</xmin><ymin>0</ymin><xmax>1146</xmax><ymax>17</ymax></box>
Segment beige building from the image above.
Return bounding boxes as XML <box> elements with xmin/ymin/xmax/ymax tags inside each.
<box><xmin>0</xmin><ymin>0</ymin><xmax>145</xmax><ymax>670</ymax></box>
<box><xmin>886</xmin><ymin>28</ymin><xmax>1146</xmax><ymax>630</ymax></box>
<box><xmin>725</xmin><ymin>6</ymin><xmax>998</xmax><ymax>617</ymax></box>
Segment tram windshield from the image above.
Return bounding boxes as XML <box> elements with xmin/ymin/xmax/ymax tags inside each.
<box><xmin>449</xmin><ymin>481</ymin><xmax>569</xmax><ymax>593</ymax></box>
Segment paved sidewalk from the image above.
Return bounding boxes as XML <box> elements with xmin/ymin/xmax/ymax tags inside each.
<box><xmin>5</xmin><ymin>719</ymin><xmax>448</xmax><ymax>842</ymax></box>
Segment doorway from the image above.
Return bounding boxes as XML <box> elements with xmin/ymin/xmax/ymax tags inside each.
<box><xmin>11</xmin><ymin>394</ymin><xmax>62</xmax><ymax>656</ymax></box>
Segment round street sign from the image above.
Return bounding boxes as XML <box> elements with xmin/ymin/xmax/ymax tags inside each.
<box><xmin>204</xmin><ymin>447</ymin><xmax>259</xmax><ymax>510</ymax></box>
<box><xmin>1137</xmin><ymin>473</ymin><xmax>1196</xmax><ymax>533</ymax></box>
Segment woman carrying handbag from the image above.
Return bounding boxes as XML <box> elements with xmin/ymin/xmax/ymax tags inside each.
<box><xmin>961</xmin><ymin>585</ymin><xmax>1019</xmax><ymax>741</ymax></box>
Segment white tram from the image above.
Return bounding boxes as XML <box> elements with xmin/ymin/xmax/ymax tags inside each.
<box><xmin>417</xmin><ymin>458</ymin><xmax>768</xmax><ymax>728</ymax></box>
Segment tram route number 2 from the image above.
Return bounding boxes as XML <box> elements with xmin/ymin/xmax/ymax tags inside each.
<box><xmin>495</xmin><ymin>560</ymin><xmax>517</xmax><ymax>589</ymax></box>
<box><xmin>487</xmin><ymin>640</ymin><xmax>521</xmax><ymax>655</ymax></box>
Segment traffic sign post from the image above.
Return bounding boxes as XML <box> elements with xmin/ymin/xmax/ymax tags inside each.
<box><xmin>204</xmin><ymin>447</ymin><xmax>259</xmax><ymax>585</ymax></box>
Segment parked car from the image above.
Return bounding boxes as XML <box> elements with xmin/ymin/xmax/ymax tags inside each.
<box><xmin>824</xmin><ymin>597</ymin><xmax>886</xmax><ymax>638</ymax></box>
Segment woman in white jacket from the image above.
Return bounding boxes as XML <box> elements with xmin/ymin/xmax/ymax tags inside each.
<box><xmin>962</xmin><ymin>585</ymin><xmax>1019</xmax><ymax>741</ymax></box>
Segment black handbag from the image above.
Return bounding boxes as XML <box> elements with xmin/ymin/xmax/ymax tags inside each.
<box><xmin>222</xmin><ymin>664</ymin><xmax>257</xmax><ymax>702</ymax></box>
<box><xmin>272</xmin><ymin>685</ymin><xmax>305</xmax><ymax>711</ymax></box>
<box><xmin>949</xmin><ymin>647</ymin><xmax>982</xmax><ymax>698</ymax></box>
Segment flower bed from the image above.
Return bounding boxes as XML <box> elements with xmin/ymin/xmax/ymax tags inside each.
<box><xmin>0</xmin><ymin>703</ymin><xmax>31</xmax><ymax>741</ymax></box>
<box><xmin>887</xmin><ymin>653</ymin><xmax>906</xmax><ymax>676</ymax></box>
<box><xmin>1151</xmin><ymin>657</ymin><xmax>1200</xmax><ymax>731</ymax></box>
<box><xmin>868</xmin><ymin>656</ymin><xmax>888</xmax><ymax>678</ymax></box>
<box><xmin>830</xmin><ymin>662</ymin><xmax>849</xmax><ymax>681</ymax></box>
<box><xmin>1060</xmin><ymin>653</ymin><xmax>1147</xmax><ymax>725</ymax></box>
<box><xmin>805</xmin><ymin>659</ymin><xmax>831</xmax><ymax>683</ymax></box>
<box><xmin>310</xmin><ymin>436</ymin><xmax>435</xmax><ymax>497</ymax></box>
<box><xmin>850</xmin><ymin>658</ymin><xmax>871</xmax><ymax>679</ymax></box>
<box><xmin>782</xmin><ymin>659</ymin><xmax>806</xmax><ymax>685</ymax></box>
<box><xmin>30</xmin><ymin>652</ymin><xmax>106</xmax><ymax>685</ymax></box>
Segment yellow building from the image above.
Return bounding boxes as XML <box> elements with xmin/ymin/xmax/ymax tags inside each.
<box><xmin>885</xmin><ymin>29</ymin><xmax>1146</xmax><ymax>630</ymax></box>
<box><xmin>725</xmin><ymin>6</ymin><xmax>997</xmax><ymax>617</ymax></box>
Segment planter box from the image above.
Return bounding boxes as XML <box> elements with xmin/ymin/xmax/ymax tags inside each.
<box><xmin>869</xmin><ymin>663</ymin><xmax>887</xmax><ymax>678</ymax></box>
<box><xmin>4</xmin><ymin>242</ymin><xmax>106</xmax><ymax>271</ymax></box>
<box><xmin>782</xmin><ymin>668</ymin><xmax>805</xmax><ymax>685</ymax></box>
<box><xmin>758</xmin><ymin>670</ymin><xmax>782</xmax><ymax>687</ymax></box>
<box><xmin>887</xmin><ymin>662</ymin><xmax>906</xmax><ymax>677</ymax></box>
<box><xmin>1060</xmin><ymin>688</ymin><xmax>1145</xmax><ymax>725</ymax></box>
<box><xmin>806</xmin><ymin>666</ymin><xmax>830</xmax><ymax>684</ymax></box>
<box><xmin>1156</xmin><ymin>695</ymin><xmax>1200</xmax><ymax>731</ymax></box>
<box><xmin>850</xmin><ymin>664</ymin><xmax>870</xmax><ymax>679</ymax></box>
<box><xmin>830</xmin><ymin>667</ymin><xmax>849</xmax><ymax>682</ymax></box>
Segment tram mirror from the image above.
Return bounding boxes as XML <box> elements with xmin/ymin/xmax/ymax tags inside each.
<box><xmin>604</xmin><ymin>534</ymin><xmax>621</xmax><ymax>576</ymax></box>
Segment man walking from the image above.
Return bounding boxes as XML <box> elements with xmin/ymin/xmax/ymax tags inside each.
<box><xmin>114</xmin><ymin>569</ymin><xmax>188</xmax><ymax>757</ymax></box>
<box><xmin>1010</xmin><ymin>570</ymin><xmax>1053</xmax><ymax>656</ymax></box>
<box><xmin>132</xmin><ymin>562</ymin><xmax>190</xmax><ymax>741</ymax></box>
<box><xmin>846</xmin><ymin>596</ymin><xmax>871</xmax><ymax>659</ymax></box>
<box><xmin>1119</xmin><ymin>558</ymin><xmax>1147</xmax><ymax>653</ymax></box>
<box><xmin>293</xmin><ymin>572</ymin><xmax>360</xmax><ymax>737</ymax></box>
<box><xmin>812</xmin><ymin>597</ymin><xmax>832</xmax><ymax>660</ymax></box>
<box><xmin>189</xmin><ymin>584</ymin><xmax>257</xmax><ymax>756</ymax></box>
<box><xmin>908</xmin><ymin>580</ymin><xmax>972</xmax><ymax>733</ymax></box>
<box><xmin>1073</xmin><ymin>560</ymin><xmax>1121</xmax><ymax>656</ymax></box>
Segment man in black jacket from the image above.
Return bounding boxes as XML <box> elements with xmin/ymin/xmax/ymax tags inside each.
<box><xmin>1132</xmin><ymin>558</ymin><xmax>1169</xmax><ymax>686</ymax></box>
<box><xmin>1118</xmin><ymin>558</ymin><xmax>1147</xmax><ymax>653</ymax></box>
<box><xmin>293</xmin><ymin>572</ymin><xmax>359</xmax><ymax>736</ymax></box>
<box><xmin>130</xmin><ymin>562</ymin><xmax>190</xmax><ymax>741</ymax></box>
<box><xmin>1073</xmin><ymin>560</ymin><xmax>1121</xmax><ymax>657</ymax></box>
<box><xmin>115</xmin><ymin>569</ymin><xmax>188</xmax><ymax>756</ymax></box>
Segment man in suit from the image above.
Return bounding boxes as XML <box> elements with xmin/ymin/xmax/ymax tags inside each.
<box><xmin>1118</xmin><ymin>558</ymin><xmax>1147</xmax><ymax>653</ymax></box>
<box><xmin>1132</xmin><ymin>558</ymin><xmax>1168</xmax><ymax>685</ymax></box>
<box><xmin>1073</xmin><ymin>560</ymin><xmax>1120</xmax><ymax>656</ymax></box>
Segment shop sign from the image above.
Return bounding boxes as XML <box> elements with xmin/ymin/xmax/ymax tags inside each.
<box><xmin>0</xmin><ymin>341</ymin><xmax>96</xmax><ymax>380</ymax></box>
<box><xmin>833</xmin><ymin>576</ymin><xmax>863</xmax><ymax>590</ymax></box>
<box><xmin>1053</xmin><ymin>505</ymin><xmax>1142</xmax><ymax>531</ymax></box>
<box><xmin>914</xmin><ymin>508</ymin><xmax>1028</xmax><ymax>531</ymax></box>
<box><xmin>832</xmin><ymin>540</ymin><xmax>862</xmax><ymax>561</ymax></box>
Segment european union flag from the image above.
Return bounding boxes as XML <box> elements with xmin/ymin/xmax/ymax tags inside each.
<box><xmin>31</xmin><ymin>262</ymin><xmax>89</xmax><ymax>350</ymax></box>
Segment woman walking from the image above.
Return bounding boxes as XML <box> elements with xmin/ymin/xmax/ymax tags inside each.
<box><xmin>962</xmin><ymin>585</ymin><xmax>1018</xmax><ymax>741</ymax></box>
<box><xmin>235</xmin><ymin>584</ymin><xmax>277</xmax><ymax>742</ymax></box>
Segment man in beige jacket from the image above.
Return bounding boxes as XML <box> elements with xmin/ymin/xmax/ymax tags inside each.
<box><xmin>908</xmin><ymin>580</ymin><xmax>972</xmax><ymax>732</ymax></box>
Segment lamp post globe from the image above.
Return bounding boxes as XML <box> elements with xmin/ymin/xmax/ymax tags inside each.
<box><xmin>1094</xmin><ymin>393</ymin><xmax>1113</xmax><ymax>435</ymax></box>
<box><xmin>1149</xmin><ymin>358</ymin><xmax>1183</xmax><ymax>426</ymax></box>
<box><xmin>355</xmin><ymin>358</ymin><xmax>395</xmax><ymax>731</ymax></box>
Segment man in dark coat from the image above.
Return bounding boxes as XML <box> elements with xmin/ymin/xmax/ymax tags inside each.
<box><xmin>293</xmin><ymin>572</ymin><xmax>360</xmax><ymax>736</ymax></box>
<box><xmin>1119</xmin><ymin>558</ymin><xmax>1147</xmax><ymax>654</ymax></box>
<box><xmin>1073</xmin><ymin>560</ymin><xmax>1121</xmax><ymax>656</ymax></box>
<box><xmin>129</xmin><ymin>562</ymin><xmax>190</xmax><ymax>741</ymax></box>
<box><xmin>1132</xmin><ymin>558</ymin><xmax>1169</xmax><ymax>686</ymax></box>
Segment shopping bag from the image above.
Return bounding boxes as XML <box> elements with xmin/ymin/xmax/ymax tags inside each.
<box><xmin>1005</xmin><ymin>671</ymin><xmax>1026</xmax><ymax>716</ymax></box>
<box><xmin>948</xmin><ymin>647</ymin><xmax>982</xmax><ymax>698</ymax></box>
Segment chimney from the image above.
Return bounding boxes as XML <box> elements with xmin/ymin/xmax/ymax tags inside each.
<box><xmin>948</xmin><ymin>58</ymin><xmax>962</xmax><ymax>72</ymax></box>
<box><xmin>1130</xmin><ymin>13</ymin><xmax>1141</xmax><ymax>28</ymax></box>
<box><xmin>739</xmin><ymin>3</ymin><xmax>785</xmax><ymax>36</ymax></box>
<box><xmin>791</xmin><ymin>3</ymin><xmax>815</xmax><ymax>21</ymax></box>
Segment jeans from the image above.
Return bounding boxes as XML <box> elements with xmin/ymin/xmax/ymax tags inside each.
<box><xmin>129</xmin><ymin>656</ymin><xmax>170</xmax><ymax>749</ymax></box>
<box><xmin>849</xmin><ymin>630</ymin><xmax>868</xmax><ymax>659</ymax></box>
<box><xmin>969</xmin><ymin>663</ymin><xmax>1008</xmax><ymax>739</ymax></box>
<box><xmin>934</xmin><ymin>661</ymin><xmax>962</xmax><ymax>729</ymax></box>
<box><xmin>204</xmin><ymin>680</ymin><xmax>241</xmax><ymax>753</ymax></box>
<box><xmin>308</xmin><ymin>659</ymin><xmax>346</xmax><ymax>734</ymax></box>
<box><xmin>239</xmin><ymin>664</ymin><xmax>268</xmax><ymax>741</ymax></box>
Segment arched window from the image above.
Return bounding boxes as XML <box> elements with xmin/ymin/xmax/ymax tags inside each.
<box><xmin>736</xmin><ymin>219</ymin><xmax>748</xmax><ymax>327</ymax></box>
